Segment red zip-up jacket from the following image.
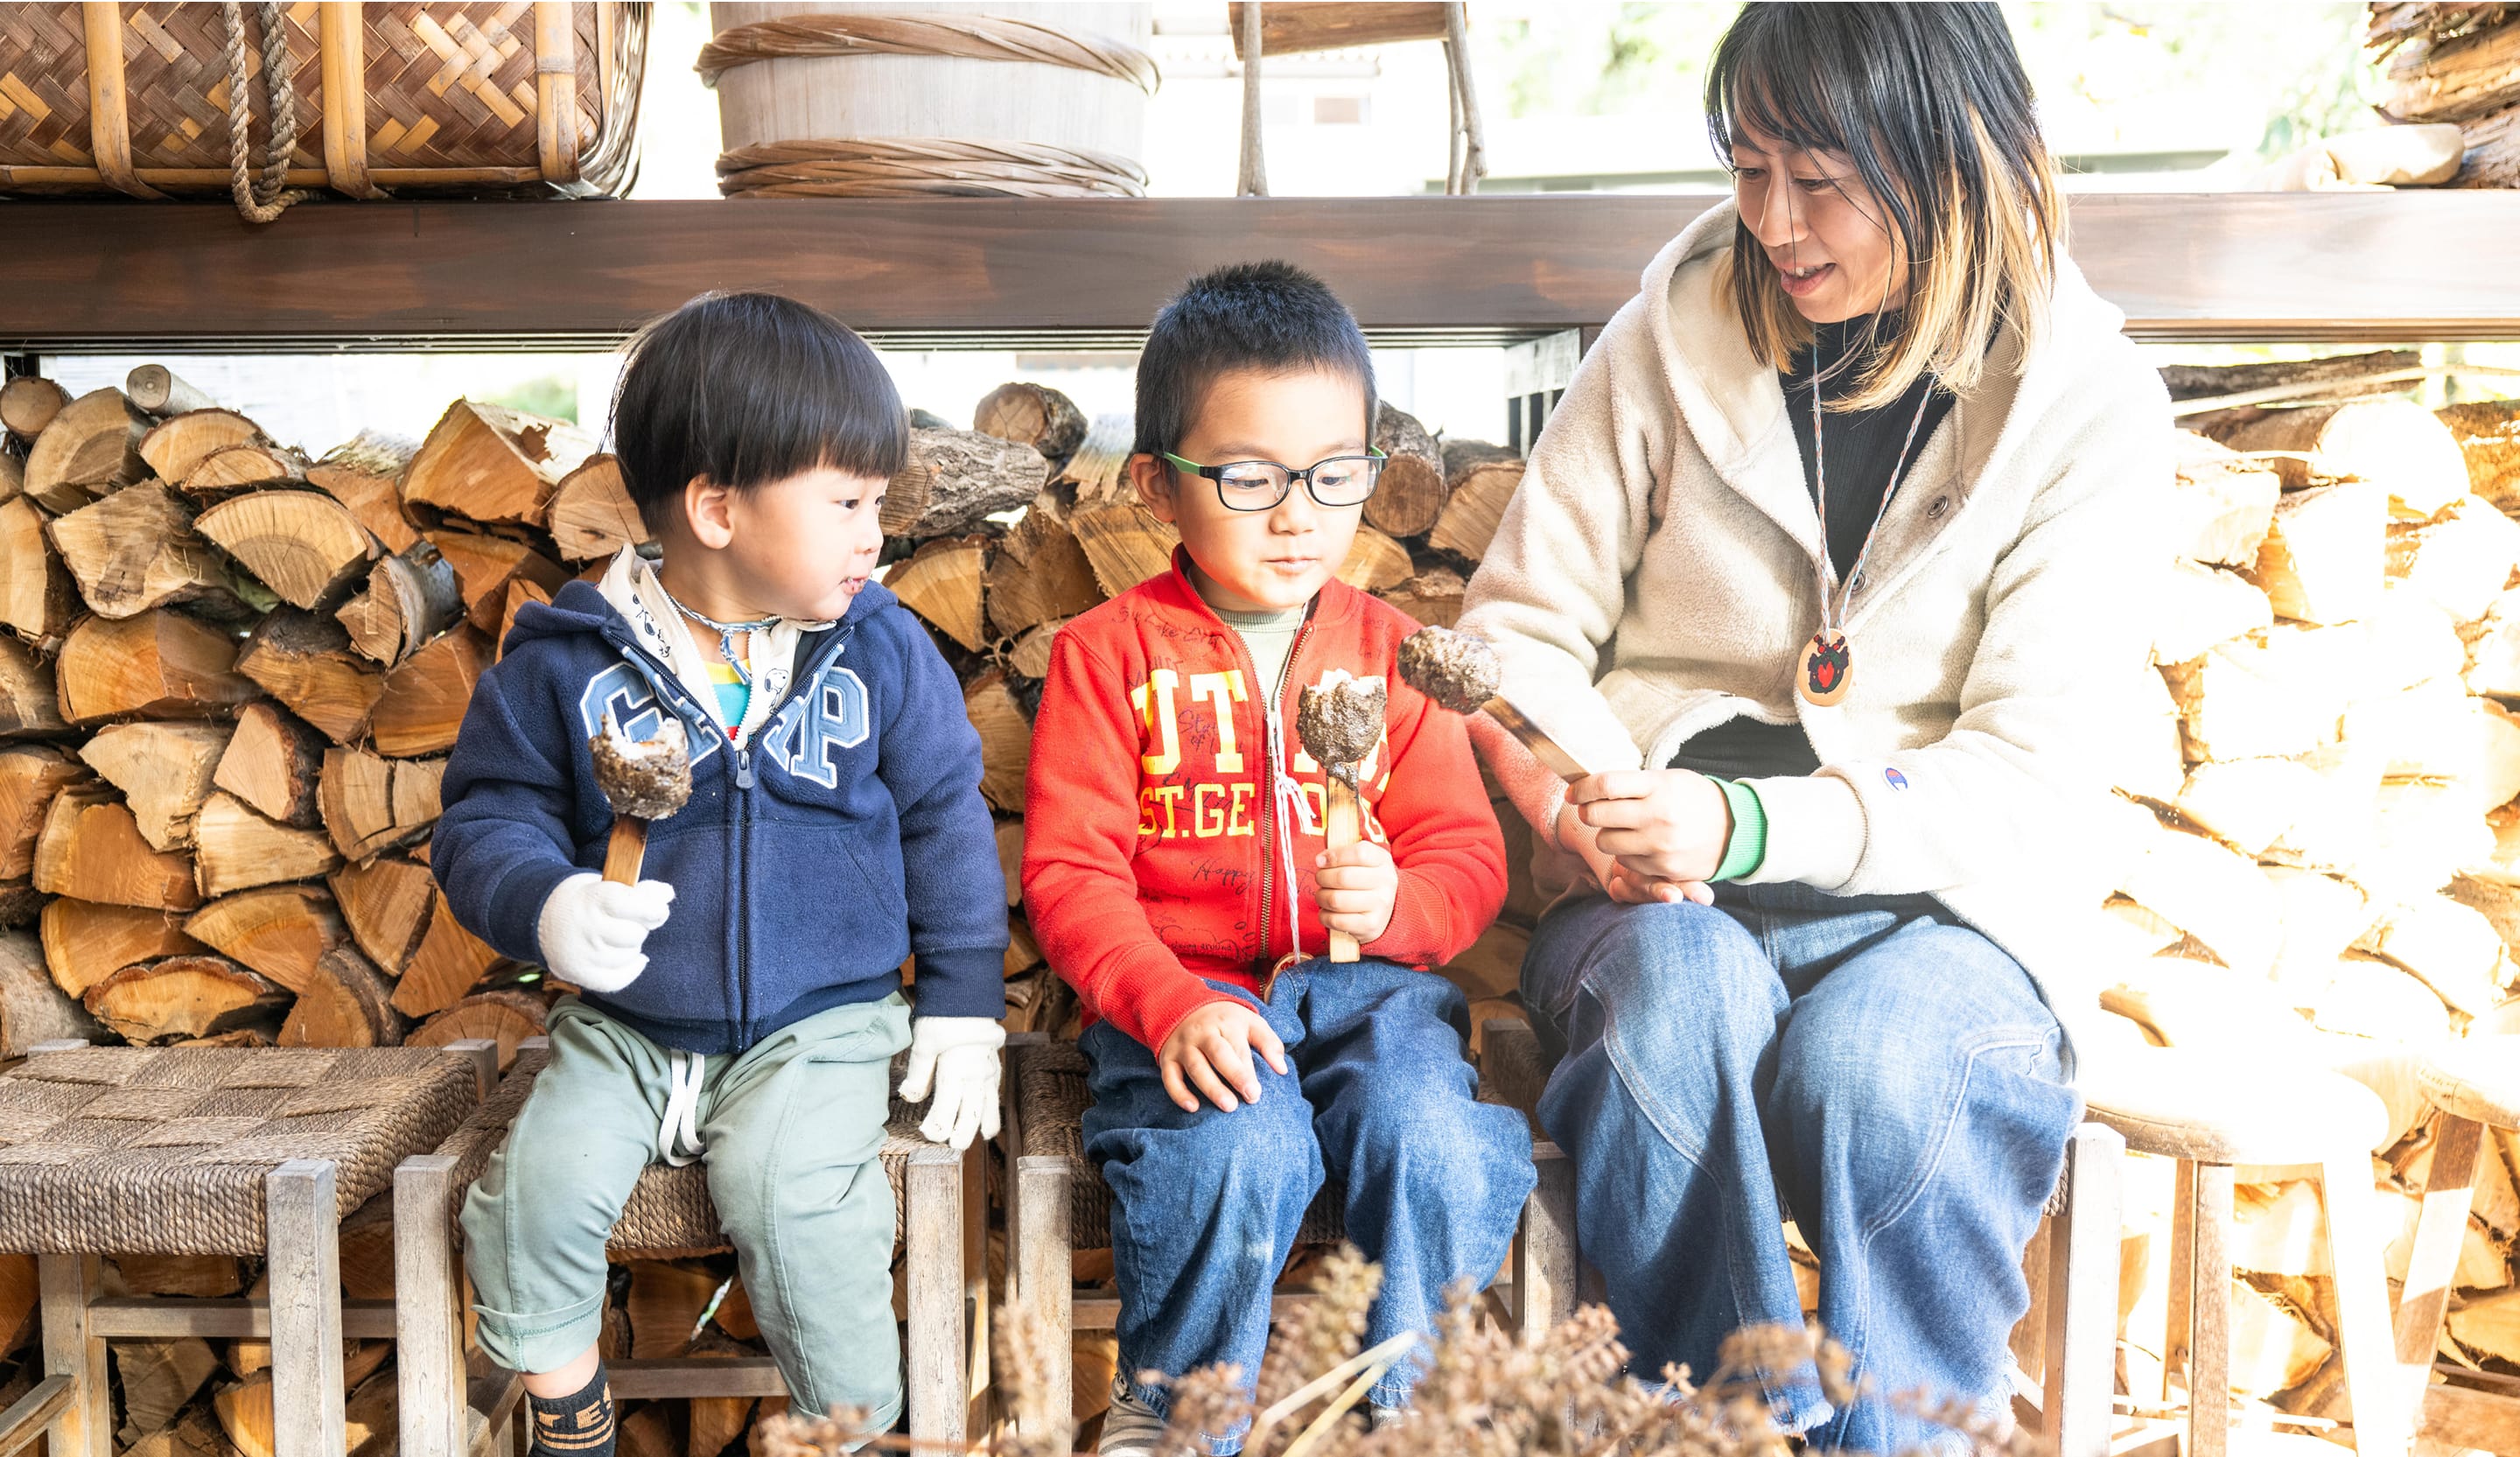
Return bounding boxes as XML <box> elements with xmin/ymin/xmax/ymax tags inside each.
<box><xmin>1022</xmin><ymin>549</ymin><xmax>1508</xmax><ymax>1053</ymax></box>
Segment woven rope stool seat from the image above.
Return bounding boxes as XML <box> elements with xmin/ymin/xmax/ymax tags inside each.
<box><xmin>0</xmin><ymin>1045</ymin><xmax>480</xmax><ymax>1256</ymax></box>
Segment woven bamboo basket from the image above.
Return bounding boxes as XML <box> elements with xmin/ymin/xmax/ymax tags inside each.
<box><xmin>0</xmin><ymin>2</ymin><xmax>647</xmax><ymax>201</ymax></box>
<box><xmin>704</xmin><ymin>2</ymin><xmax>1155</xmax><ymax>199</ymax></box>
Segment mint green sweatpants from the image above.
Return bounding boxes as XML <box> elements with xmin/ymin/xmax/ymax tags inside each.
<box><xmin>461</xmin><ymin>994</ymin><xmax>914</xmax><ymax>1425</ymax></box>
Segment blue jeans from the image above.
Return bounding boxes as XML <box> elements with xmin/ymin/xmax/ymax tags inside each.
<box><xmin>1082</xmin><ymin>960</ymin><xmax>1535</xmax><ymax>1452</ymax></box>
<box><xmin>1520</xmin><ymin>882</ymin><xmax>2078</xmax><ymax>1455</ymax></box>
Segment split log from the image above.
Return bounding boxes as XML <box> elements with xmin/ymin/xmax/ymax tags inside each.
<box><xmin>77</xmin><ymin>720</ymin><xmax>231</xmax><ymax>851</ymax></box>
<box><xmin>617</xmin><ymin>1405</ymin><xmax>675</xmax><ymax>1457</ymax></box>
<box><xmin>494</xmin><ymin>577</ymin><xmax>550</xmax><ymax>659</ymax></box>
<box><xmin>2369</xmin><ymin>779</ymin><xmax>2496</xmax><ymax>900</ymax></box>
<box><xmin>0</xmin><ymin>638</ymin><xmax>66</xmax><ymax>739</ymax></box>
<box><xmin>85</xmin><ymin>955</ymin><xmax>287</xmax><ymax>1044</ymax></box>
<box><xmin>0</xmin><ymin>452</ymin><xmax>21</xmax><ymax>505</ymax></box>
<box><xmin>1359</xmin><ymin>403</ymin><xmax>1449</xmax><ymax>539</ymax></box>
<box><xmin>2161</xmin><ymin>349</ymin><xmax>2421</xmax><ymax>404</ymax></box>
<box><xmin>193</xmin><ymin>491</ymin><xmax>377</xmax><ymax>612</ymax></box>
<box><xmin>54</xmin><ymin>610</ymin><xmax>259</xmax><ymax>725</ymax></box>
<box><xmin>370</xmin><ymin>627</ymin><xmax>493</xmax><ymax>757</ymax></box>
<box><xmin>2153</xmin><ymin>562</ymin><xmax>2272</xmax><ymax>665</ymax></box>
<box><xmin>2211</xmin><ymin>397</ymin><xmax>2472</xmax><ymax>517</ymax></box>
<box><xmin>277</xmin><ymin>947</ymin><xmax>400</xmax><ymax>1048</ymax></box>
<box><xmin>402</xmin><ymin>400</ymin><xmax>595</xmax><ymax>527</ymax></box>
<box><xmin>123</xmin><ymin>1404</ymin><xmax>234</xmax><ymax>1457</ymax></box>
<box><xmin>329</xmin><ymin>858</ymin><xmax>437</xmax><ymax>976</ymax></box>
<box><xmin>232</xmin><ymin>611</ymin><xmax>384</xmax><ymax>746</ymax></box>
<box><xmin>1068</xmin><ymin>501</ymin><xmax>1180</xmax><ymax>597</ymax></box>
<box><xmin>23</xmin><ymin>389</ymin><xmax>148</xmax><ymax>512</ymax></box>
<box><xmin>1335</xmin><ymin>524</ymin><xmax>1413</xmax><ymax>592</ymax></box>
<box><xmin>2173</xmin><ymin>756</ymin><xmax>2324</xmax><ymax>858</ymax></box>
<box><xmin>136</xmin><ymin>410</ymin><xmax>263</xmax><ymax>488</ymax></box>
<box><xmin>546</xmin><ymin>453</ymin><xmax>648</xmax><ymax>560</ymax></box>
<box><xmin>183</xmin><ymin>885</ymin><xmax>346</xmax><ymax>992</ymax></box>
<box><xmin>408</xmin><ymin>989</ymin><xmax>547</xmax><ymax>1069</ymax></box>
<box><xmin>1058</xmin><ymin>412</ymin><xmax>1135</xmax><ymax>504</ymax></box>
<box><xmin>46</xmin><ymin>480</ymin><xmax>247</xmax><ymax>621</ymax></box>
<box><xmin>984</xmin><ymin>505</ymin><xmax>1103</xmax><ymax>639</ymax></box>
<box><xmin>184</xmin><ymin>442</ymin><xmax>307</xmax><ymax>495</ymax></box>
<box><xmin>0</xmin><ymin>746</ymin><xmax>85</xmax><ymax>879</ymax></box>
<box><xmin>2363</xmin><ymin>592</ymin><xmax>2470</xmax><ymax>696</ymax></box>
<box><xmin>214</xmin><ymin>1376</ymin><xmax>275</xmax><ymax>1457</ymax></box>
<box><xmin>883</xmin><ymin>427</ymin><xmax>1049</xmax><ymax>538</ymax></box>
<box><xmin>2440</xmin><ymin>397</ymin><xmax>2520</xmax><ymax>512</ymax></box>
<box><xmin>113</xmin><ymin>1336</ymin><xmax>220</xmax><ymax>1436</ymax></box>
<box><xmin>192</xmin><ymin>792</ymin><xmax>341</xmax><ymax>899</ymax></box>
<box><xmin>0</xmin><ymin>375</ymin><xmax>69</xmax><ymax>441</ymax></box>
<box><xmin>425</xmin><ymin>530</ymin><xmax>567</xmax><ymax>632</ymax></box>
<box><xmin>887</xmin><ymin>536</ymin><xmax>989</xmax><ymax>652</ymax></box>
<box><xmin>34</xmin><ymin>781</ymin><xmax>200</xmax><ymax>909</ymax></box>
<box><xmin>2357</xmin><ymin>893</ymin><xmax>2508</xmax><ymax>1018</ymax></box>
<box><xmin>0</xmin><ymin>929</ymin><xmax>102</xmax><ymax>1057</ymax></box>
<box><xmin>2264</xmin><ymin>867</ymin><xmax>2379</xmax><ymax>983</ymax></box>
<box><xmin>2348</xmin><ymin>684</ymin><xmax>2520</xmax><ymax>809</ymax></box>
<box><xmin>2170</xmin><ymin>432</ymin><xmax>2282</xmax><ymax>568</ymax></box>
<box><xmin>306</xmin><ymin>431</ymin><xmax>420</xmax><ymax>555</ymax></box>
<box><xmin>318</xmin><ymin>748</ymin><xmax>444</xmax><ymax>860</ymax></box>
<box><xmin>2386</xmin><ymin>494</ymin><xmax>2520</xmax><ymax>622</ymax></box>
<box><xmin>1441</xmin><ymin>438</ymin><xmax>1520</xmax><ymax>480</ymax></box>
<box><xmin>336</xmin><ymin>539</ymin><xmax>464</xmax><ymax>669</ymax></box>
<box><xmin>211</xmin><ymin>704</ymin><xmax>326</xmax><ymax>829</ymax></box>
<box><xmin>2246</xmin><ymin>481</ymin><xmax>2385</xmax><ymax>626</ymax></box>
<box><xmin>343</xmin><ymin>1368</ymin><xmax>396</xmax><ymax>1455</ymax></box>
<box><xmin>0</xmin><ymin>881</ymin><xmax>36</xmax><ymax>928</ymax></box>
<box><xmin>2381</xmin><ymin>13</ymin><xmax>2520</xmax><ymax>123</ymax></box>
<box><xmin>2118</xmin><ymin>824</ymin><xmax>2285</xmax><ymax>977</ymax></box>
<box><xmin>0</xmin><ymin>496</ymin><xmax>76</xmax><ymax>642</ymax></box>
<box><xmin>2452</xmin><ymin>1286</ymin><xmax>2520</xmax><ymax>1365</ymax></box>
<box><xmin>966</xmin><ymin>670</ymin><xmax>1032</xmax><ymax>812</ymax></box>
<box><xmin>389</xmin><ymin>889</ymin><xmax>501</xmax><ymax>1018</ymax></box>
<box><xmin>626</xmin><ymin>1258</ymin><xmax>719</xmax><ymax>1359</ymax></box>
<box><xmin>1005</xmin><ymin>910</ymin><xmax>1041</xmax><ymax>977</ymax></box>
<box><xmin>1427</xmin><ymin>457</ymin><xmax>1522</xmax><ymax>563</ymax></box>
<box><xmin>2160</xmin><ymin>625</ymin><xmax>2358</xmax><ymax>762</ymax></box>
<box><xmin>2449</xmin><ymin>871</ymin><xmax>2520</xmax><ymax>956</ymax></box>
<box><xmin>39</xmin><ymin>900</ymin><xmax>202</xmax><ymax>997</ymax></box>
<box><xmin>996</xmin><ymin>818</ymin><xmax>1024</xmax><ymax>908</ymax></box>
<box><xmin>336</xmin><ymin>1192</ymin><xmax>395</xmax><ymax>1302</ymax></box>
<box><xmin>974</xmin><ymin>382</ymin><xmax>1088</xmax><ymax>468</ymax></box>
<box><xmin>124</xmin><ymin>364</ymin><xmax>219</xmax><ymax>417</ymax></box>
<box><xmin>686</xmin><ymin>1327</ymin><xmax>760</xmax><ymax>1456</ymax></box>
<box><xmin>1006</xmin><ymin>620</ymin><xmax>1066</xmax><ymax>679</ymax></box>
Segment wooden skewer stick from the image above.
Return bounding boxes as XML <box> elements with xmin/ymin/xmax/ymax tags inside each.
<box><xmin>602</xmin><ymin>816</ymin><xmax>649</xmax><ymax>886</ymax></box>
<box><xmin>1476</xmin><ymin>696</ymin><xmax>1594</xmax><ymax>781</ymax></box>
<box><xmin>1322</xmin><ymin>772</ymin><xmax>1362</xmax><ymax>964</ymax></box>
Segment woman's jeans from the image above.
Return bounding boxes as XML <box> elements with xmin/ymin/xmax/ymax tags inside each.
<box><xmin>1082</xmin><ymin>960</ymin><xmax>1535</xmax><ymax>1453</ymax></box>
<box><xmin>1521</xmin><ymin>881</ymin><xmax>2080</xmax><ymax>1454</ymax></box>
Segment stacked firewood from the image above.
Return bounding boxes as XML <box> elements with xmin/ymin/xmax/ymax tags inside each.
<box><xmin>2370</xmin><ymin>2</ymin><xmax>2520</xmax><ymax>187</ymax></box>
<box><xmin>2096</xmin><ymin>353</ymin><xmax>2520</xmax><ymax>1418</ymax></box>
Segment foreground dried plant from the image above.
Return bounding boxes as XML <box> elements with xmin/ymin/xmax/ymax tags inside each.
<box><xmin>756</xmin><ymin>1244</ymin><xmax>2035</xmax><ymax>1457</ymax></box>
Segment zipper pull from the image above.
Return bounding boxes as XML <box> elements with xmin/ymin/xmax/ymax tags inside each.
<box><xmin>734</xmin><ymin>746</ymin><xmax>755</xmax><ymax>789</ymax></box>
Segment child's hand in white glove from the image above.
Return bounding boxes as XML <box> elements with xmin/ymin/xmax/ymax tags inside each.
<box><xmin>897</xmin><ymin>1016</ymin><xmax>1004</xmax><ymax>1150</ymax></box>
<box><xmin>536</xmin><ymin>872</ymin><xmax>675</xmax><ymax>994</ymax></box>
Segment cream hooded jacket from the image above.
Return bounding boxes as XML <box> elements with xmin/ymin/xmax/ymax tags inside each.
<box><xmin>1458</xmin><ymin>200</ymin><xmax>2172</xmax><ymax>1077</ymax></box>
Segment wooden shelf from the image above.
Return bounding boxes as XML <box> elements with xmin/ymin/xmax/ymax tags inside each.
<box><xmin>1</xmin><ymin>192</ymin><xmax>2515</xmax><ymax>352</ymax></box>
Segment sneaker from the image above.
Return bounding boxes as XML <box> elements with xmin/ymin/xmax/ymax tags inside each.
<box><xmin>1099</xmin><ymin>1378</ymin><xmax>1167</xmax><ymax>1457</ymax></box>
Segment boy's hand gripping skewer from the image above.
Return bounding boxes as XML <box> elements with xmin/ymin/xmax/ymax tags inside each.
<box><xmin>1295</xmin><ymin>671</ymin><xmax>1388</xmax><ymax>964</ymax></box>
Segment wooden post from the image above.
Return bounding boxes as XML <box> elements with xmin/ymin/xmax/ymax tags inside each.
<box><xmin>265</xmin><ymin>1159</ymin><xmax>346</xmax><ymax>1457</ymax></box>
<box><xmin>905</xmin><ymin>1145</ymin><xmax>965</xmax><ymax>1444</ymax></box>
<box><xmin>37</xmin><ymin>1253</ymin><xmax>108</xmax><ymax>1457</ymax></box>
<box><xmin>1514</xmin><ymin>1141</ymin><xmax>1576</xmax><ymax>1341</ymax></box>
<box><xmin>395</xmin><ymin>1154</ymin><xmax>464</xmax><ymax>1457</ymax></box>
<box><xmin>2188</xmin><ymin>1162</ymin><xmax>2234</xmax><ymax>1457</ymax></box>
<box><xmin>2165</xmin><ymin>1159</ymin><xmax>2195</xmax><ymax>1404</ymax></box>
<box><xmin>446</xmin><ymin>1036</ymin><xmax>500</xmax><ymax>1099</ymax></box>
<box><xmin>2396</xmin><ymin>1114</ymin><xmax>2481</xmax><ymax>1367</ymax></box>
<box><xmin>962</xmin><ymin>1138</ymin><xmax>991</xmax><ymax>1436</ymax></box>
<box><xmin>2324</xmin><ymin>1152</ymin><xmax>2418</xmax><ymax>1457</ymax></box>
<box><xmin>1012</xmin><ymin>1153</ymin><xmax>1075</xmax><ymax>1438</ymax></box>
<box><xmin>1236</xmin><ymin>1</ymin><xmax>1267</xmax><ymax>198</ymax></box>
<box><xmin>1324</xmin><ymin>778</ymin><xmax>1361</xmax><ymax>963</ymax></box>
<box><xmin>2042</xmin><ymin>1123</ymin><xmax>2124</xmax><ymax>1457</ymax></box>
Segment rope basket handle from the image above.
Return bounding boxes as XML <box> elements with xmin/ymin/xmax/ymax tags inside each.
<box><xmin>223</xmin><ymin>0</ymin><xmax>310</xmax><ymax>224</ymax></box>
<box><xmin>696</xmin><ymin>11</ymin><xmax>1160</xmax><ymax>93</ymax></box>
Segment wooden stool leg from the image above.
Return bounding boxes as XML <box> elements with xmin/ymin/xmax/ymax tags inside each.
<box><xmin>2394</xmin><ymin>1114</ymin><xmax>2480</xmax><ymax>1369</ymax></box>
<box><xmin>2189</xmin><ymin>1162</ymin><xmax>2235</xmax><ymax>1457</ymax></box>
<box><xmin>1013</xmin><ymin>1153</ymin><xmax>1074</xmax><ymax>1436</ymax></box>
<box><xmin>1516</xmin><ymin>1141</ymin><xmax>1577</xmax><ymax>1340</ymax></box>
<box><xmin>964</xmin><ymin>1138</ymin><xmax>991</xmax><ymax>1436</ymax></box>
<box><xmin>267</xmin><ymin>1159</ymin><xmax>347</xmax><ymax>1457</ymax></box>
<box><xmin>396</xmin><ymin>1153</ymin><xmax>465</xmax><ymax>1457</ymax></box>
<box><xmin>37</xmin><ymin>1254</ymin><xmax>107</xmax><ymax>1457</ymax></box>
<box><xmin>2044</xmin><ymin>1124</ymin><xmax>2124</xmax><ymax>1457</ymax></box>
<box><xmin>905</xmin><ymin>1145</ymin><xmax>965</xmax><ymax>1446</ymax></box>
<box><xmin>2165</xmin><ymin>1159</ymin><xmax>2197</xmax><ymax>1404</ymax></box>
<box><xmin>2323</xmin><ymin>1152</ymin><xmax>2416</xmax><ymax>1457</ymax></box>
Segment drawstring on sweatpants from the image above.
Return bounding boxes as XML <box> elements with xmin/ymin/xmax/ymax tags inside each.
<box><xmin>659</xmin><ymin>1050</ymin><xmax>707</xmax><ymax>1166</ymax></box>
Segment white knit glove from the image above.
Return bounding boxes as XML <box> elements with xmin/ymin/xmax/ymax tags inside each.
<box><xmin>897</xmin><ymin>1016</ymin><xmax>1004</xmax><ymax>1151</ymax></box>
<box><xmin>536</xmin><ymin>872</ymin><xmax>675</xmax><ymax>994</ymax></box>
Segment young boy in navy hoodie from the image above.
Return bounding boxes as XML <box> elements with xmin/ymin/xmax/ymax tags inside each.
<box><xmin>433</xmin><ymin>291</ymin><xmax>1007</xmax><ymax>1453</ymax></box>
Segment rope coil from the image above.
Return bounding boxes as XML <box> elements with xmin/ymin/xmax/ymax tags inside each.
<box><xmin>221</xmin><ymin>0</ymin><xmax>310</xmax><ymax>223</ymax></box>
<box><xmin>696</xmin><ymin>11</ymin><xmax>1159</xmax><ymax>93</ymax></box>
<box><xmin>715</xmin><ymin>137</ymin><xmax>1148</xmax><ymax>199</ymax></box>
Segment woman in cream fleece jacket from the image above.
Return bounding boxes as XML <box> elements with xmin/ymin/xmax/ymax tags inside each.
<box><xmin>1457</xmin><ymin>5</ymin><xmax>2169</xmax><ymax>1449</ymax></box>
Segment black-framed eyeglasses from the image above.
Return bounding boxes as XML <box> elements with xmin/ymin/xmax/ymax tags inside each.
<box><xmin>1160</xmin><ymin>448</ymin><xmax>1386</xmax><ymax>512</ymax></box>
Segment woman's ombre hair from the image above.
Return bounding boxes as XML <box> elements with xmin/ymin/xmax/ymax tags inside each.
<box><xmin>1705</xmin><ymin>3</ymin><xmax>2063</xmax><ymax>410</ymax></box>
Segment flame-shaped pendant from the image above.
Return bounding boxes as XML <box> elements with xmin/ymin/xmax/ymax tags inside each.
<box><xmin>1796</xmin><ymin>630</ymin><xmax>1852</xmax><ymax>707</ymax></box>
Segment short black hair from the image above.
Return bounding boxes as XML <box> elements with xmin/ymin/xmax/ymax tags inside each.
<box><xmin>609</xmin><ymin>291</ymin><xmax>907</xmax><ymax>531</ymax></box>
<box><xmin>1133</xmin><ymin>261</ymin><xmax>1376</xmax><ymax>460</ymax></box>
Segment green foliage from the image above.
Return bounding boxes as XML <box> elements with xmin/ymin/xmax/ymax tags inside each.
<box><xmin>481</xmin><ymin>373</ymin><xmax>578</xmax><ymax>424</ymax></box>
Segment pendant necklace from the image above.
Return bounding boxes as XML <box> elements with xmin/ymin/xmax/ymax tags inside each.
<box><xmin>1796</xmin><ymin>338</ymin><xmax>1938</xmax><ymax>708</ymax></box>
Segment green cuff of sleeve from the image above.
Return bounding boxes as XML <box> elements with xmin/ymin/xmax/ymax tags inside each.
<box><xmin>1711</xmin><ymin>777</ymin><xmax>1768</xmax><ymax>882</ymax></box>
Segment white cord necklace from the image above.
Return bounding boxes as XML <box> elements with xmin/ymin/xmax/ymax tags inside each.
<box><xmin>1795</xmin><ymin>336</ymin><xmax>1938</xmax><ymax>708</ymax></box>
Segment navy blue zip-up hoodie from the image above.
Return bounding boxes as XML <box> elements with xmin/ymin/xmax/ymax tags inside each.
<box><xmin>432</xmin><ymin>576</ymin><xmax>1008</xmax><ymax>1054</ymax></box>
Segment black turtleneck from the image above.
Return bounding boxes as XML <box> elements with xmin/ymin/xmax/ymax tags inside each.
<box><xmin>1665</xmin><ymin>317</ymin><xmax>1955</xmax><ymax>781</ymax></box>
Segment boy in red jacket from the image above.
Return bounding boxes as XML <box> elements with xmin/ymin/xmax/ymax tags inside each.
<box><xmin>1023</xmin><ymin>263</ymin><xmax>1533</xmax><ymax>1455</ymax></box>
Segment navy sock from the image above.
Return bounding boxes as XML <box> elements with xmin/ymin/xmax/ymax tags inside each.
<box><xmin>528</xmin><ymin>1363</ymin><xmax>616</xmax><ymax>1457</ymax></box>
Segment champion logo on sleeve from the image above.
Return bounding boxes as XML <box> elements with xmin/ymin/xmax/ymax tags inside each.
<box><xmin>1884</xmin><ymin>767</ymin><xmax>1909</xmax><ymax>791</ymax></box>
